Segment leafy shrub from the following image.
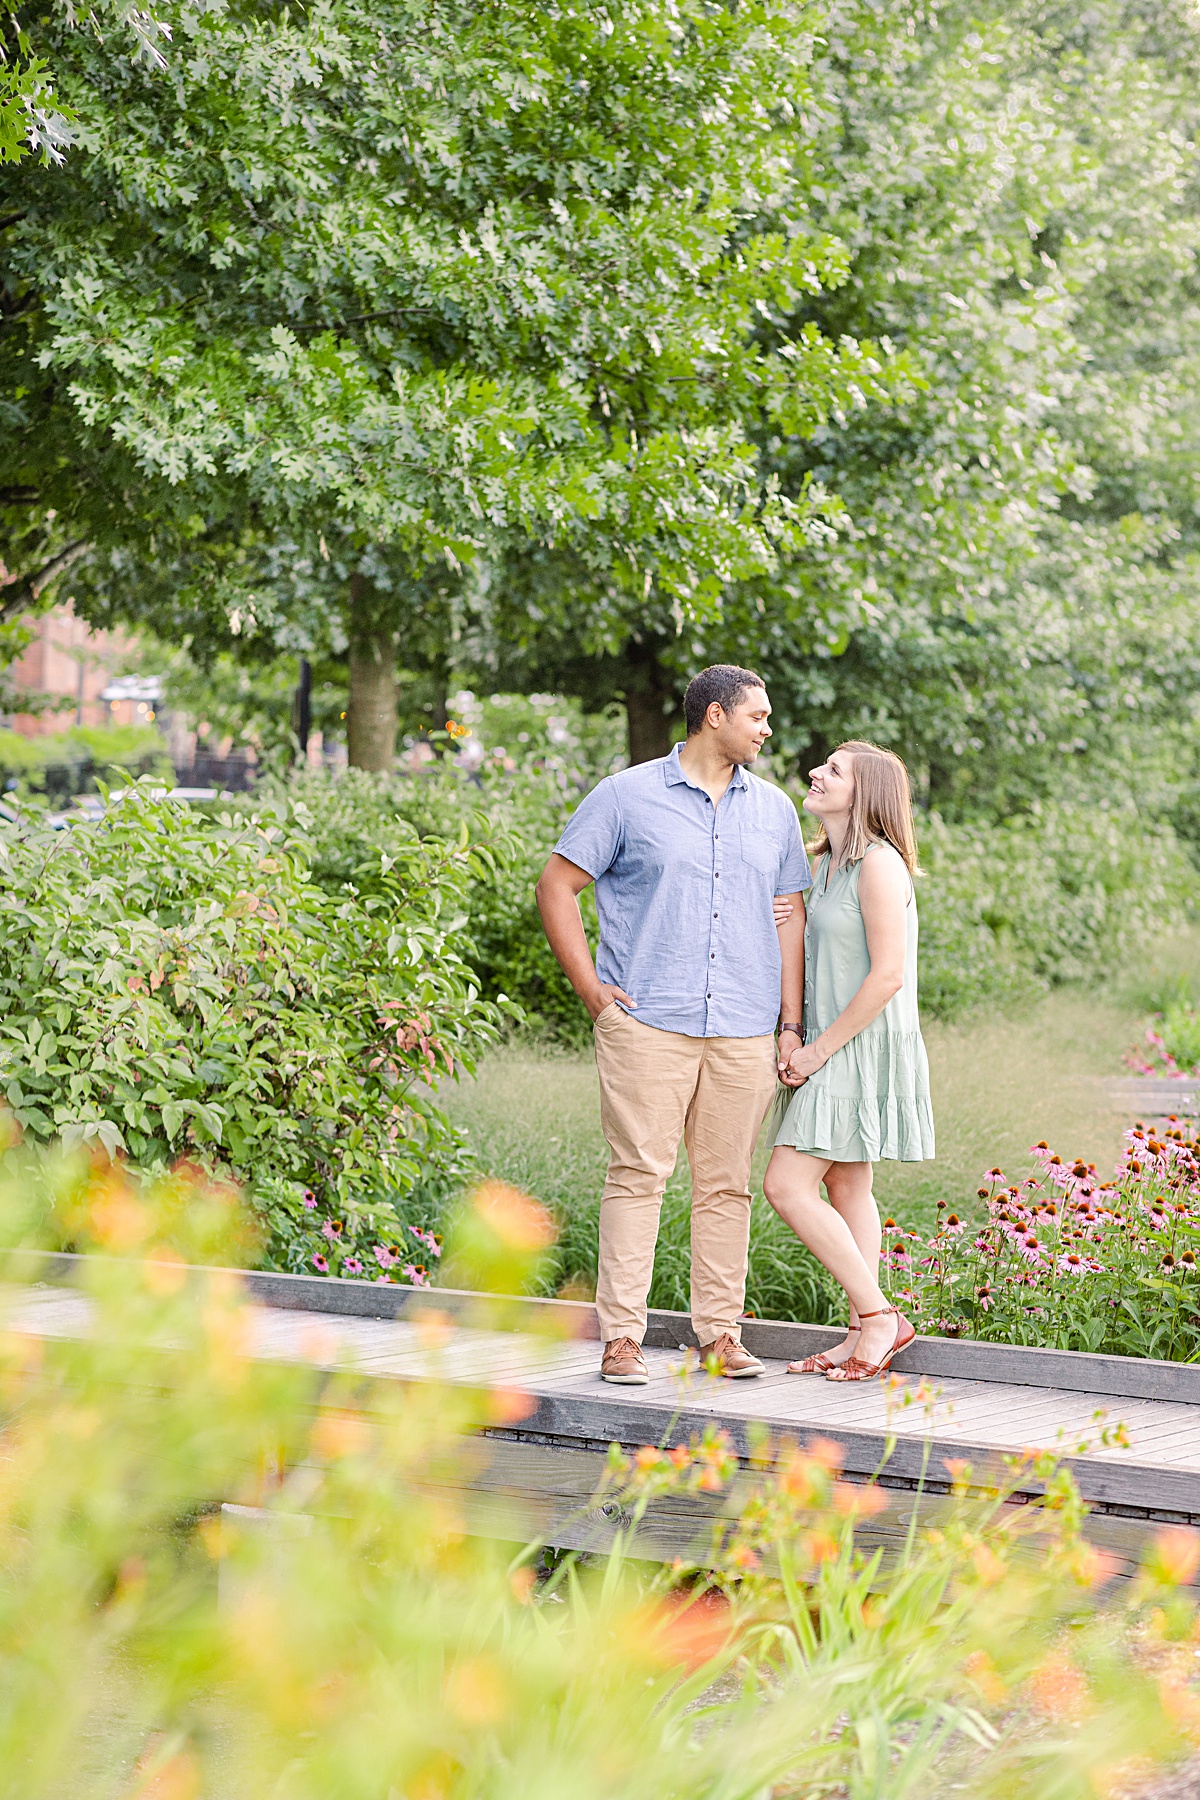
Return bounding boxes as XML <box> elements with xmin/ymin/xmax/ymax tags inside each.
<box><xmin>0</xmin><ymin>1157</ymin><xmax>1195</xmax><ymax>1799</ymax></box>
<box><xmin>274</xmin><ymin>766</ymin><xmax>1199</xmax><ymax>1033</ymax></box>
<box><xmin>0</xmin><ymin>781</ymin><xmax>510</xmax><ymax>1268</ymax></box>
<box><xmin>255</xmin><ymin>756</ymin><xmax>606</xmax><ymax>1044</ymax></box>
<box><xmin>1127</xmin><ymin>981</ymin><xmax>1200</xmax><ymax>1078</ymax></box>
<box><xmin>883</xmin><ymin>1125</ymin><xmax>1200</xmax><ymax>1359</ymax></box>
<box><xmin>1162</xmin><ymin>1000</ymin><xmax>1200</xmax><ymax>1072</ymax></box>
<box><xmin>0</xmin><ymin>724</ymin><xmax>173</xmax><ymax>796</ymax></box>
<box><xmin>916</xmin><ymin>803</ymin><xmax>1198</xmax><ymax>1017</ymax></box>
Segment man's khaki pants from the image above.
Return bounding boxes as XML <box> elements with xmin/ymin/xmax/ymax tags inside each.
<box><xmin>591</xmin><ymin>1004</ymin><xmax>778</xmax><ymax>1347</ymax></box>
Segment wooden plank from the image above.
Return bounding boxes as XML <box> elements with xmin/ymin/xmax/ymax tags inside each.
<box><xmin>8</xmin><ymin>1282</ymin><xmax>1200</xmax><ymax>1520</ymax></box>
<box><xmin>1086</xmin><ymin>1429</ymin><xmax>1200</xmax><ymax>1468</ymax></box>
<box><xmin>15</xmin><ymin>1255</ymin><xmax>1200</xmax><ymax>1404</ymax></box>
<box><xmin>508</xmin><ymin>1385</ymin><xmax>1200</xmax><ymax>1514</ymax></box>
<box><xmin>409</xmin><ymin>1437</ymin><xmax>1200</xmax><ymax>1586</ymax></box>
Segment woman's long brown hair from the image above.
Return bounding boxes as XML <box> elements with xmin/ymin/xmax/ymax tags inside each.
<box><xmin>808</xmin><ymin>740</ymin><xmax>921</xmax><ymax>875</ymax></box>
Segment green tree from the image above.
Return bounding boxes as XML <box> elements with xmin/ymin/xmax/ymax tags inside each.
<box><xmin>478</xmin><ymin>0</ymin><xmax>1200</xmax><ymax>797</ymax></box>
<box><xmin>729</xmin><ymin>0</ymin><xmax>1200</xmax><ymax>815</ymax></box>
<box><xmin>1</xmin><ymin>0</ymin><xmax>905</xmax><ymax>766</ymax></box>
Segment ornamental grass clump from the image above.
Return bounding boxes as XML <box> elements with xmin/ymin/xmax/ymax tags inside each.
<box><xmin>883</xmin><ymin>1122</ymin><xmax>1200</xmax><ymax>1358</ymax></box>
<box><xmin>0</xmin><ymin>1147</ymin><xmax>1198</xmax><ymax>1799</ymax></box>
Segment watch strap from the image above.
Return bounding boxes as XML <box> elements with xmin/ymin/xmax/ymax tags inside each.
<box><xmin>779</xmin><ymin>1022</ymin><xmax>803</xmax><ymax>1035</ymax></box>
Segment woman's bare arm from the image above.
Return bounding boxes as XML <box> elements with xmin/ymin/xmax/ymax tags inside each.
<box><xmin>781</xmin><ymin>847</ymin><xmax>908</xmax><ymax>1085</ymax></box>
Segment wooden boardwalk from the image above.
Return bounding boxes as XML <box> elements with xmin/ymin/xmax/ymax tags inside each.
<box><xmin>1105</xmin><ymin>1075</ymin><xmax>1200</xmax><ymax>1115</ymax></box>
<box><xmin>8</xmin><ymin>1260</ymin><xmax>1200</xmax><ymax>1577</ymax></box>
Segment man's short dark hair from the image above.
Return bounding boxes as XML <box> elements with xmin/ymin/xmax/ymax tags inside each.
<box><xmin>683</xmin><ymin>664</ymin><xmax>767</xmax><ymax>735</ymax></box>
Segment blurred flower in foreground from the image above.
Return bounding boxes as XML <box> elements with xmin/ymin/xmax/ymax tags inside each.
<box><xmin>0</xmin><ymin>1149</ymin><xmax>1193</xmax><ymax>1798</ymax></box>
<box><xmin>439</xmin><ymin>1179</ymin><xmax>558</xmax><ymax>1300</ymax></box>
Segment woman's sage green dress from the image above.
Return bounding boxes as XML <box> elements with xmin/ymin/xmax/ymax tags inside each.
<box><xmin>770</xmin><ymin>842</ymin><xmax>935</xmax><ymax>1164</ymax></box>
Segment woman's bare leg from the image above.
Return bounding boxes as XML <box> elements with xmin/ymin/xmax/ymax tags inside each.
<box><xmin>763</xmin><ymin>1147</ymin><xmax>895</xmax><ymax>1366</ymax></box>
<box><xmin>823</xmin><ymin>1160</ymin><xmax>883</xmax><ymax>1339</ymax></box>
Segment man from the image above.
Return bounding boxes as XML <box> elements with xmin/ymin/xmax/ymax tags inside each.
<box><xmin>535</xmin><ymin>664</ymin><xmax>810</xmax><ymax>1384</ymax></box>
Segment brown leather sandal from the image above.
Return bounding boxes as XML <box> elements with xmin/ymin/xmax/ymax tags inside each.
<box><xmin>787</xmin><ymin>1325</ymin><xmax>860</xmax><ymax>1375</ymax></box>
<box><xmin>825</xmin><ymin>1307</ymin><xmax>914</xmax><ymax>1382</ymax></box>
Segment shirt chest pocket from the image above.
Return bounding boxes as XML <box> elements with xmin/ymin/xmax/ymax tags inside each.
<box><xmin>738</xmin><ymin>823</ymin><xmax>780</xmax><ymax>877</ymax></box>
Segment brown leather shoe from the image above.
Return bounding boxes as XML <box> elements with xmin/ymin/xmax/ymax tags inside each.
<box><xmin>697</xmin><ymin>1332</ymin><xmax>764</xmax><ymax>1379</ymax></box>
<box><xmin>601</xmin><ymin>1336</ymin><xmax>649</xmax><ymax>1385</ymax></box>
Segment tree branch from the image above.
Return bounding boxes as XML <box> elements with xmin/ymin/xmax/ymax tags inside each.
<box><xmin>0</xmin><ymin>540</ymin><xmax>93</xmax><ymax>619</ymax></box>
<box><xmin>0</xmin><ymin>291</ymin><xmax>36</xmax><ymax>322</ymax></box>
<box><xmin>293</xmin><ymin>307</ymin><xmax>437</xmax><ymax>334</ymax></box>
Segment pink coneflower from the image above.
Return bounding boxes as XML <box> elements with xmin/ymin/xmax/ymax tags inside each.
<box><xmin>402</xmin><ymin>1263</ymin><xmax>431</xmax><ymax>1289</ymax></box>
<box><xmin>311</xmin><ymin>1254</ymin><xmax>328</xmax><ymax>1273</ymax></box>
<box><xmin>302</xmin><ymin>1191</ymin><xmax>317</xmax><ymax>1211</ymax></box>
<box><xmin>321</xmin><ymin>1219</ymin><xmax>342</xmax><ymax>1241</ymax></box>
<box><xmin>1057</xmin><ymin>1253</ymin><xmax>1088</xmax><ymax>1277</ymax></box>
<box><xmin>408</xmin><ymin>1225</ymin><xmax>443</xmax><ymax>1258</ymax></box>
<box><xmin>373</xmin><ymin>1244</ymin><xmax>399</xmax><ymax>1269</ymax></box>
<box><xmin>943</xmin><ymin>1214</ymin><xmax>966</xmax><ymax>1238</ymax></box>
<box><xmin>343</xmin><ymin>1258</ymin><xmax>364</xmax><ymax>1275</ymax></box>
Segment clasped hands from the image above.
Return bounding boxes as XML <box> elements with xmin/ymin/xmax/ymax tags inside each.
<box><xmin>777</xmin><ymin>1030</ymin><xmax>827</xmax><ymax>1088</ymax></box>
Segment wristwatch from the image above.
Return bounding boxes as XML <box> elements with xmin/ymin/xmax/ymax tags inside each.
<box><xmin>779</xmin><ymin>1022</ymin><xmax>803</xmax><ymax>1035</ymax></box>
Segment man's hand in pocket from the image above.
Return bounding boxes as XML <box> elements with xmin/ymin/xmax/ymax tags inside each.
<box><xmin>587</xmin><ymin>983</ymin><xmax>637</xmax><ymax>1021</ymax></box>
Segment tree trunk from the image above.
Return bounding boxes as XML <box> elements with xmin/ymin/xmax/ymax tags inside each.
<box><xmin>347</xmin><ymin>575</ymin><xmax>398</xmax><ymax>771</ymax></box>
<box><xmin>293</xmin><ymin>657</ymin><xmax>312</xmax><ymax>762</ymax></box>
<box><xmin>793</xmin><ymin>732</ymin><xmax>832</xmax><ymax>783</ymax></box>
<box><xmin>624</xmin><ymin>640</ymin><xmax>677</xmax><ymax>764</ymax></box>
<box><xmin>429</xmin><ymin>667</ymin><xmax>450</xmax><ymax>747</ymax></box>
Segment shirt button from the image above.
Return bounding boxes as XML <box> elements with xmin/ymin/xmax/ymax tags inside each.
<box><xmin>714</xmin><ymin>871</ymin><xmax>719</xmax><ymax>879</ymax></box>
<box><xmin>710</xmin><ymin>951</ymin><xmax>716</xmax><ymax>959</ymax></box>
<box><xmin>713</xmin><ymin>912</ymin><xmax>719</xmax><ymax>919</ymax></box>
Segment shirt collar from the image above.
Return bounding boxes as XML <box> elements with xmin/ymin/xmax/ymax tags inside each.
<box><xmin>664</xmin><ymin>742</ymin><xmax>748</xmax><ymax>792</ymax></box>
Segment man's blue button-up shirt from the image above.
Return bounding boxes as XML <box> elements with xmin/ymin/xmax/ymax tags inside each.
<box><xmin>554</xmin><ymin>743</ymin><xmax>812</xmax><ymax>1039</ymax></box>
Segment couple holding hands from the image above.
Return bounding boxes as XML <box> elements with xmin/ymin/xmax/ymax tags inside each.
<box><xmin>536</xmin><ymin>663</ymin><xmax>935</xmax><ymax>1387</ymax></box>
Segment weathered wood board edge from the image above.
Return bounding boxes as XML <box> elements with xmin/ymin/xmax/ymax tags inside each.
<box><xmin>511</xmin><ymin>1389</ymin><xmax>1200</xmax><ymax>1518</ymax></box>
<box><xmin>424</xmin><ymin>1438</ymin><xmax>1200</xmax><ymax>1583</ymax></box>
<box><xmin>11</xmin><ymin>1250</ymin><xmax>1200</xmax><ymax>1406</ymax></box>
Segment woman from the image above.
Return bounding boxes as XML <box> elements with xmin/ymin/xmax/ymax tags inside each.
<box><xmin>765</xmin><ymin>741</ymin><xmax>934</xmax><ymax>1381</ymax></box>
